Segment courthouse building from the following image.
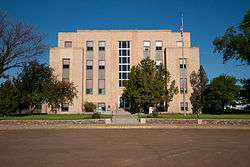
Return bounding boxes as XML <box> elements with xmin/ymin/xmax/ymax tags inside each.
<box><xmin>49</xmin><ymin>29</ymin><xmax>200</xmax><ymax>114</ymax></box>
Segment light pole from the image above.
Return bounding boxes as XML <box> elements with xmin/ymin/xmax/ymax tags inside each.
<box><xmin>180</xmin><ymin>14</ymin><xmax>186</xmax><ymax>116</ymax></box>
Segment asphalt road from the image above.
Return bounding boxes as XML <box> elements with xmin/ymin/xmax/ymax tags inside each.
<box><xmin>0</xmin><ymin>129</ymin><xmax>250</xmax><ymax>167</ymax></box>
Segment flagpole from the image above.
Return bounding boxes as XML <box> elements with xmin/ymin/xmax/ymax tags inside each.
<box><xmin>181</xmin><ymin>14</ymin><xmax>186</xmax><ymax>116</ymax></box>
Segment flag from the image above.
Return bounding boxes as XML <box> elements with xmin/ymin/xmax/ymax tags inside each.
<box><xmin>180</xmin><ymin>14</ymin><xmax>184</xmax><ymax>37</ymax></box>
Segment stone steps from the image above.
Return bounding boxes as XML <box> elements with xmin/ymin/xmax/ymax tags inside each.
<box><xmin>111</xmin><ymin>109</ymin><xmax>140</xmax><ymax>125</ymax></box>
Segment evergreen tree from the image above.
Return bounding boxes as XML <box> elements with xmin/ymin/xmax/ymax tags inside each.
<box><xmin>123</xmin><ymin>58</ymin><xmax>178</xmax><ymax>113</ymax></box>
<box><xmin>190</xmin><ymin>65</ymin><xmax>208</xmax><ymax>118</ymax></box>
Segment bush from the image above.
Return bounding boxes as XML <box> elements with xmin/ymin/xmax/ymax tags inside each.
<box><xmin>84</xmin><ymin>102</ymin><xmax>96</xmax><ymax>112</ymax></box>
<box><xmin>92</xmin><ymin>113</ymin><xmax>101</xmax><ymax>119</ymax></box>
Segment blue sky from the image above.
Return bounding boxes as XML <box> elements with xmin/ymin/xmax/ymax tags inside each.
<box><xmin>1</xmin><ymin>0</ymin><xmax>250</xmax><ymax>80</ymax></box>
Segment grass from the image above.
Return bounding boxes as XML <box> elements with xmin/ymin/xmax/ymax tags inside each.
<box><xmin>139</xmin><ymin>113</ymin><xmax>250</xmax><ymax>119</ymax></box>
<box><xmin>0</xmin><ymin>114</ymin><xmax>112</xmax><ymax>120</ymax></box>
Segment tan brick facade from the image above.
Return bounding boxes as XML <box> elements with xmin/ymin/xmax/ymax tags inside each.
<box><xmin>50</xmin><ymin>29</ymin><xmax>199</xmax><ymax>114</ymax></box>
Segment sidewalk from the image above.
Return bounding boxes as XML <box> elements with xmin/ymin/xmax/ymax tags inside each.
<box><xmin>111</xmin><ymin>108</ymin><xmax>139</xmax><ymax>125</ymax></box>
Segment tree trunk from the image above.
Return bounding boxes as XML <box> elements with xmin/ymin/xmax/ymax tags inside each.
<box><xmin>165</xmin><ymin>103</ymin><xmax>169</xmax><ymax>112</ymax></box>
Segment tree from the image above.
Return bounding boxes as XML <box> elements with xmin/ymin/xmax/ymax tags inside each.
<box><xmin>123</xmin><ymin>58</ymin><xmax>178</xmax><ymax>113</ymax></box>
<box><xmin>14</xmin><ymin>61</ymin><xmax>53</xmax><ymax>113</ymax></box>
<box><xmin>160</xmin><ymin>65</ymin><xmax>179</xmax><ymax>112</ymax></box>
<box><xmin>204</xmin><ymin>75</ymin><xmax>240</xmax><ymax>112</ymax></box>
<box><xmin>12</xmin><ymin>61</ymin><xmax>77</xmax><ymax>114</ymax></box>
<box><xmin>213</xmin><ymin>10</ymin><xmax>250</xmax><ymax>64</ymax></box>
<box><xmin>0</xmin><ymin>80</ymin><xmax>19</xmax><ymax>116</ymax></box>
<box><xmin>190</xmin><ymin>65</ymin><xmax>208</xmax><ymax>118</ymax></box>
<box><xmin>240</xmin><ymin>79</ymin><xmax>250</xmax><ymax>103</ymax></box>
<box><xmin>44</xmin><ymin>80</ymin><xmax>77</xmax><ymax>113</ymax></box>
<box><xmin>0</xmin><ymin>12</ymin><xmax>46</xmax><ymax>78</ymax></box>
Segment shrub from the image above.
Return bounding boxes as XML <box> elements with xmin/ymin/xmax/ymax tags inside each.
<box><xmin>84</xmin><ymin>102</ymin><xmax>96</xmax><ymax>112</ymax></box>
<box><xmin>92</xmin><ymin>113</ymin><xmax>101</xmax><ymax>119</ymax></box>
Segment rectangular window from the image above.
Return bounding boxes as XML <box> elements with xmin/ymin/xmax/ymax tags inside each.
<box><xmin>180</xmin><ymin>102</ymin><xmax>188</xmax><ymax>111</ymax></box>
<box><xmin>63</xmin><ymin>59</ymin><xmax>70</xmax><ymax>68</ymax></box>
<box><xmin>86</xmin><ymin>79</ymin><xmax>93</xmax><ymax>94</ymax></box>
<box><xmin>99</xmin><ymin>41</ymin><xmax>106</xmax><ymax>51</ymax></box>
<box><xmin>61</xmin><ymin>103</ymin><xmax>69</xmax><ymax>112</ymax></box>
<box><xmin>156</xmin><ymin>60</ymin><xmax>162</xmax><ymax>66</ymax></box>
<box><xmin>87</xmin><ymin>60</ymin><xmax>93</xmax><ymax>69</ymax></box>
<box><xmin>64</xmin><ymin>41</ymin><xmax>72</xmax><ymax>48</ymax></box>
<box><xmin>99</xmin><ymin>60</ymin><xmax>105</xmax><ymax>69</ymax></box>
<box><xmin>86</xmin><ymin>41</ymin><xmax>93</xmax><ymax>51</ymax></box>
<box><xmin>156</xmin><ymin>41</ymin><xmax>163</xmax><ymax>50</ymax></box>
<box><xmin>179</xmin><ymin>58</ymin><xmax>186</xmax><ymax>68</ymax></box>
<box><xmin>62</xmin><ymin>58</ymin><xmax>70</xmax><ymax>81</ymax></box>
<box><xmin>119</xmin><ymin>41</ymin><xmax>130</xmax><ymax>87</ymax></box>
<box><xmin>143</xmin><ymin>41</ymin><xmax>150</xmax><ymax>58</ymax></box>
<box><xmin>98</xmin><ymin>103</ymin><xmax>106</xmax><ymax>112</ymax></box>
<box><xmin>119</xmin><ymin>41</ymin><xmax>130</xmax><ymax>48</ymax></box>
<box><xmin>180</xmin><ymin>78</ymin><xmax>187</xmax><ymax>93</ymax></box>
<box><xmin>98</xmin><ymin>79</ymin><xmax>105</xmax><ymax>95</ymax></box>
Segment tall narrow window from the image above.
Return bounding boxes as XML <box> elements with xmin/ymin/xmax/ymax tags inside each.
<box><xmin>119</xmin><ymin>41</ymin><xmax>130</xmax><ymax>87</ymax></box>
<box><xmin>64</xmin><ymin>41</ymin><xmax>72</xmax><ymax>48</ymax></box>
<box><xmin>155</xmin><ymin>41</ymin><xmax>163</xmax><ymax>66</ymax></box>
<box><xmin>143</xmin><ymin>41</ymin><xmax>150</xmax><ymax>58</ymax></box>
<box><xmin>180</xmin><ymin>102</ymin><xmax>188</xmax><ymax>111</ymax></box>
<box><xmin>180</xmin><ymin>78</ymin><xmax>187</xmax><ymax>93</ymax></box>
<box><xmin>86</xmin><ymin>42</ymin><xmax>94</xmax><ymax>95</ymax></box>
<box><xmin>62</xmin><ymin>58</ymin><xmax>70</xmax><ymax>82</ymax></box>
<box><xmin>98</xmin><ymin>41</ymin><xmax>105</xmax><ymax>95</ymax></box>
<box><xmin>179</xmin><ymin>58</ymin><xmax>186</xmax><ymax>69</ymax></box>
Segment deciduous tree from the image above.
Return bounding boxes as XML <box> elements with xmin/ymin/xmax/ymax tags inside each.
<box><xmin>204</xmin><ymin>75</ymin><xmax>240</xmax><ymax>112</ymax></box>
<box><xmin>213</xmin><ymin>10</ymin><xmax>250</xmax><ymax>64</ymax></box>
<box><xmin>0</xmin><ymin>12</ymin><xmax>46</xmax><ymax>78</ymax></box>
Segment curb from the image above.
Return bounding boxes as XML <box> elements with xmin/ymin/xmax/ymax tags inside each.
<box><xmin>1</xmin><ymin>124</ymin><xmax>250</xmax><ymax>130</ymax></box>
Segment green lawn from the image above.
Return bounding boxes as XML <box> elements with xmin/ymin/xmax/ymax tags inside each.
<box><xmin>0</xmin><ymin>114</ymin><xmax>112</xmax><ymax>120</ymax></box>
<box><xmin>140</xmin><ymin>113</ymin><xmax>250</xmax><ymax>119</ymax></box>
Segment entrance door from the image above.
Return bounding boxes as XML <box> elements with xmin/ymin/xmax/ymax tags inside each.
<box><xmin>119</xmin><ymin>96</ymin><xmax>129</xmax><ymax>110</ymax></box>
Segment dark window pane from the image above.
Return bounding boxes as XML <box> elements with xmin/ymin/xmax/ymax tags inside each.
<box><xmin>122</xmin><ymin>41</ymin><xmax>126</xmax><ymax>48</ymax></box>
<box><xmin>122</xmin><ymin>50</ymin><xmax>126</xmax><ymax>56</ymax></box>
<box><xmin>87</xmin><ymin>47</ymin><xmax>93</xmax><ymax>51</ymax></box>
<box><xmin>119</xmin><ymin>80</ymin><xmax>122</xmax><ymax>87</ymax></box>
<box><xmin>86</xmin><ymin>89</ymin><xmax>93</xmax><ymax>95</ymax></box>
<box><xmin>99</xmin><ymin>47</ymin><xmax>105</xmax><ymax>51</ymax></box>
<box><xmin>87</xmin><ymin>66</ymin><xmax>93</xmax><ymax>69</ymax></box>
<box><xmin>64</xmin><ymin>41</ymin><xmax>72</xmax><ymax>48</ymax></box>
<box><xmin>99</xmin><ymin>65</ymin><xmax>105</xmax><ymax>69</ymax></box>
<box><xmin>63</xmin><ymin>64</ymin><xmax>69</xmax><ymax>68</ymax></box>
<box><xmin>156</xmin><ymin>46</ymin><xmax>162</xmax><ymax>50</ymax></box>
<box><xmin>61</xmin><ymin>103</ymin><xmax>69</xmax><ymax>112</ymax></box>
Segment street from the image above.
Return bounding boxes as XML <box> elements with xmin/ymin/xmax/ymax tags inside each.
<box><xmin>0</xmin><ymin>129</ymin><xmax>249</xmax><ymax>167</ymax></box>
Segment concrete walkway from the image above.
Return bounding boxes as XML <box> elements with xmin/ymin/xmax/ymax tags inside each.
<box><xmin>111</xmin><ymin>108</ymin><xmax>139</xmax><ymax>125</ymax></box>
